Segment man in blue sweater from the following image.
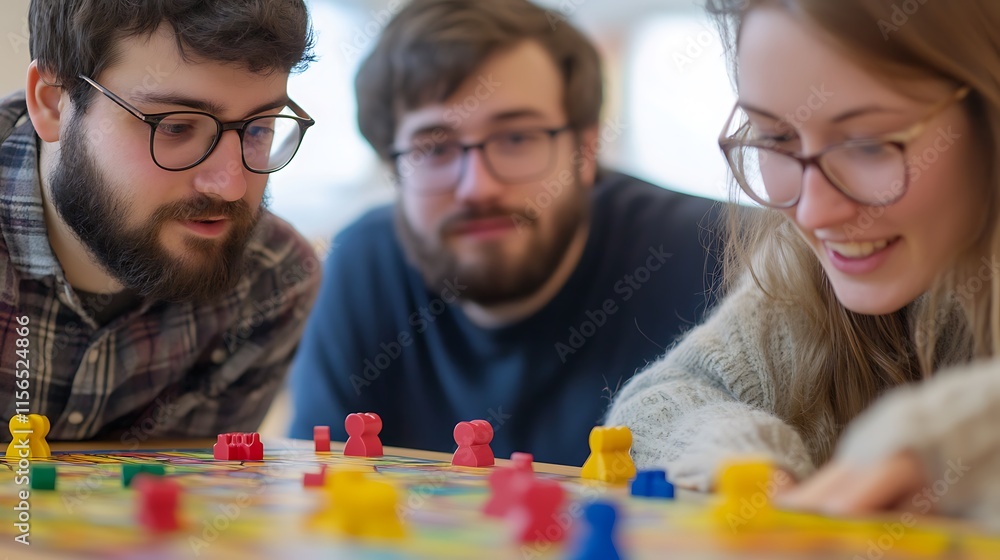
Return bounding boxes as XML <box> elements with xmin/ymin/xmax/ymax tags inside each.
<box><xmin>289</xmin><ymin>0</ymin><xmax>724</xmax><ymax>465</ymax></box>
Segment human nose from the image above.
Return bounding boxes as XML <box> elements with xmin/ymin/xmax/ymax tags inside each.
<box><xmin>453</xmin><ymin>146</ymin><xmax>503</xmax><ymax>203</ymax></box>
<box><xmin>192</xmin><ymin>130</ymin><xmax>249</xmax><ymax>202</ymax></box>
<box><xmin>793</xmin><ymin>162</ymin><xmax>860</xmax><ymax>232</ymax></box>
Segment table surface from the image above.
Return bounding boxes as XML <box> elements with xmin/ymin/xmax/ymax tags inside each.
<box><xmin>47</xmin><ymin>438</ymin><xmax>583</xmax><ymax>476</ymax></box>
<box><xmin>4</xmin><ymin>439</ymin><xmax>1000</xmax><ymax>560</ymax></box>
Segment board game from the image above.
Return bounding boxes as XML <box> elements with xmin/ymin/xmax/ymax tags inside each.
<box><xmin>2</xmin><ymin>438</ymin><xmax>1000</xmax><ymax>560</ymax></box>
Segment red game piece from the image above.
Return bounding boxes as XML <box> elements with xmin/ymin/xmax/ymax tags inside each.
<box><xmin>245</xmin><ymin>433</ymin><xmax>263</xmax><ymax>461</ymax></box>
<box><xmin>213</xmin><ymin>432</ymin><xmax>264</xmax><ymax>461</ymax></box>
<box><xmin>303</xmin><ymin>465</ymin><xmax>327</xmax><ymax>487</ymax></box>
<box><xmin>343</xmin><ymin>413</ymin><xmax>383</xmax><ymax>457</ymax></box>
<box><xmin>213</xmin><ymin>433</ymin><xmax>232</xmax><ymax>460</ymax></box>
<box><xmin>511</xmin><ymin>452</ymin><xmax>534</xmax><ymax>472</ymax></box>
<box><xmin>483</xmin><ymin>465</ymin><xmax>534</xmax><ymax>517</ymax></box>
<box><xmin>506</xmin><ymin>478</ymin><xmax>566</xmax><ymax>543</ymax></box>
<box><xmin>314</xmin><ymin>426</ymin><xmax>331</xmax><ymax>452</ymax></box>
<box><xmin>134</xmin><ymin>474</ymin><xmax>181</xmax><ymax>532</ymax></box>
<box><xmin>451</xmin><ymin>419</ymin><xmax>494</xmax><ymax>467</ymax></box>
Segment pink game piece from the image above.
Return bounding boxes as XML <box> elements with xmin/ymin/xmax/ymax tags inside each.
<box><xmin>314</xmin><ymin>426</ymin><xmax>331</xmax><ymax>452</ymax></box>
<box><xmin>213</xmin><ymin>433</ymin><xmax>263</xmax><ymax>461</ymax></box>
<box><xmin>483</xmin><ymin>465</ymin><xmax>534</xmax><ymax>517</ymax></box>
<box><xmin>245</xmin><ymin>433</ymin><xmax>263</xmax><ymax>461</ymax></box>
<box><xmin>510</xmin><ymin>452</ymin><xmax>534</xmax><ymax>472</ymax></box>
<box><xmin>506</xmin><ymin>478</ymin><xmax>566</xmax><ymax>543</ymax></box>
<box><xmin>451</xmin><ymin>419</ymin><xmax>494</xmax><ymax>467</ymax></box>
<box><xmin>343</xmin><ymin>413</ymin><xmax>383</xmax><ymax>457</ymax></box>
<box><xmin>134</xmin><ymin>474</ymin><xmax>181</xmax><ymax>532</ymax></box>
<box><xmin>213</xmin><ymin>433</ymin><xmax>232</xmax><ymax>460</ymax></box>
<box><xmin>303</xmin><ymin>465</ymin><xmax>327</xmax><ymax>487</ymax></box>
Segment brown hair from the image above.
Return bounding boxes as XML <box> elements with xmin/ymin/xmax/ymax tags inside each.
<box><xmin>355</xmin><ymin>0</ymin><xmax>603</xmax><ymax>161</ymax></box>
<box><xmin>708</xmin><ymin>0</ymin><xmax>999</xmax><ymax>463</ymax></box>
<box><xmin>29</xmin><ymin>0</ymin><xmax>315</xmax><ymax>110</ymax></box>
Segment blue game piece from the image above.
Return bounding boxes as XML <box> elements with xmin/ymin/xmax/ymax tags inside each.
<box><xmin>630</xmin><ymin>469</ymin><xmax>674</xmax><ymax>499</ymax></box>
<box><xmin>569</xmin><ymin>501</ymin><xmax>621</xmax><ymax>560</ymax></box>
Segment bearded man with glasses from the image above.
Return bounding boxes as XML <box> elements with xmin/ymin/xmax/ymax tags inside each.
<box><xmin>0</xmin><ymin>0</ymin><xmax>320</xmax><ymax>440</ymax></box>
<box><xmin>289</xmin><ymin>0</ymin><xmax>727</xmax><ymax>466</ymax></box>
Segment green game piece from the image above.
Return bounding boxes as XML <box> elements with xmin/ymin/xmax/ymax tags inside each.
<box><xmin>122</xmin><ymin>463</ymin><xmax>166</xmax><ymax>487</ymax></box>
<box><xmin>142</xmin><ymin>464</ymin><xmax>166</xmax><ymax>477</ymax></box>
<box><xmin>30</xmin><ymin>464</ymin><xmax>56</xmax><ymax>490</ymax></box>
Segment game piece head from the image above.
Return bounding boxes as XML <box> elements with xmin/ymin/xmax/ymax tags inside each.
<box><xmin>345</xmin><ymin>413</ymin><xmax>368</xmax><ymax>437</ymax></box>
<box><xmin>325</xmin><ymin>469</ymin><xmax>368</xmax><ymax>493</ymax></box>
<box><xmin>454</xmin><ymin>420</ymin><xmax>494</xmax><ymax>446</ymax></box>
<box><xmin>28</xmin><ymin>414</ymin><xmax>50</xmax><ymax>437</ymax></box>
<box><xmin>510</xmin><ymin>452</ymin><xmax>534</xmax><ymax>472</ymax></box>
<box><xmin>363</xmin><ymin>413</ymin><xmax>383</xmax><ymax>433</ymax></box>
<box><xmin>588</xmin><ymin>426</ymin><xmax>632</xmax><ymax>453</ymax></box>
<box><xmin>716</xmin><ymin>458</ymin><xmax>775</xmax><ymax>499</ymax></box>
<box><xmin>9</xmin><ymin>414</ymin><xmax>28</xmax><ymax>433</ymax></box>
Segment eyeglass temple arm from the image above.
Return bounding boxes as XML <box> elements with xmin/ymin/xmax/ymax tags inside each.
<box><xmin>286</xmin><ymin>99</ymin><xmax>315</xmax><ymax>126</ymax></box>
<box><xmin>77</xmin><ymin>75</ymin><xmax>153</xmax><ymax>124</ymax></box>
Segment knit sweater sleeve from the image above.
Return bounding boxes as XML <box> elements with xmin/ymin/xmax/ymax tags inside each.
<box><xmin>606</xmin><ymin>280</ymin><xmax>816</xmax><ymax>490</ymax></box>
<box><xmin>834</xmin><ymin>358</ymin><xmax>1000</xmax><ymax>522</ymax></box>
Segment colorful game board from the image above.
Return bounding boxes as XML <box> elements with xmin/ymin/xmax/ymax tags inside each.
<box><xmin>1</xmin><ymin>439</ymin><xmax>999</xmax><ymax>559</ymax></box>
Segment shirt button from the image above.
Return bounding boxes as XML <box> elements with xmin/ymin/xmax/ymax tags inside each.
<box><xmin>211</xmin><ymin>348</ymin><xmax>227</xmax><ymax>363</ymax></box>
<box><xmin>88</xmin><ymin>349</ymin><xmax>100</xmax><ymax>363</ymax></box>
<box><xmin>67</xmin><ymin>411</ymin><xmax>84</xmax><ymax>425</ymax></box>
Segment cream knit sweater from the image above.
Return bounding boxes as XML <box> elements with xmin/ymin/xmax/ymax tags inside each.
<box><xmin>606</xmin><ymin>278</ymin><xmax>1000</xmax><ymax>522</ymax></box>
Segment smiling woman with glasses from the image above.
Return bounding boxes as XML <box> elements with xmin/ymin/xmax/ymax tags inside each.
<box><xmin>79</xmin><ymin>75</ymin><xmax>315</xmax><ymax>173</ymax></box>
<box><xmin>719</xmin><ymin>86</ymin><xmax>971</xmax><ymax>208</ymax></box>
<box><xmin>607</xmin><ymin>0</ymin><xmax>1000</xmax><ymax>525</ymax></box>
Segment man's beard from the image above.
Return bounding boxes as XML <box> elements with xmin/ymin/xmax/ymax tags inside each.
<box><xmin>395</xmin><ymin>171</ymin><xmax>589</xmax><ymax>306</ymax></box>
<box><xmin>48</xmin><ymin>115</ymin><xmax>263</xmax><ymax>302</ymax></box>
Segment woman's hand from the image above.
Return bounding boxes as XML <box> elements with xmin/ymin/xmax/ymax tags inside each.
<box><xmin>776</xmin><ymin>450</ymin><xmax>929</xmax><ymax>515</ymax></box>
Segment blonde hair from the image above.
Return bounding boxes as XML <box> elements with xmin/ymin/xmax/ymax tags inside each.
<box><xmin>708</xmin><ymin>0</ymin><xmax>1000</xmax><ymax>462</ymax></box>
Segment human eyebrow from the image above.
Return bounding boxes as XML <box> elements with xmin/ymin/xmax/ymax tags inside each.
<box><xmin>739</xmin><ymin>101</ymin><xmax>904</xmax><ymax>124</ymax></box>
<box><xmin>130</xmin><ymin>92</ymin><xmax>289</xmax><ymax>119</ymax></box>
<box><xmin>407</xmin><ymin>125</ymin><xmax>455</xmax><ymax>140</ymax></box>
<box><xmin>488</xmin><ymin>109</ymin><xmax>549</xmax><ymax>123</ymax></box>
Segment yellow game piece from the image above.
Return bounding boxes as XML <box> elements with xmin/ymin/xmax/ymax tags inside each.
<box><xmin>581</xmin><ymin>426</ymin><xmax>636</xmax><ymax>485</ymax></box>
<box><xmin>712</xmin><ymin>457</ymin><xmax>776</xmax><ymax>531</ymax></box>
<box><xmin>6</xmin><ymin>414</ymin><xmax>51</xmax><ymax>460</ymax></box>
<box><xmin>28</xmin><ymin>414</ymin><xmax>51</xmax><ymax>458</ymax></box>
<box><xmin>317</xmin><ymin>470</ymin><xmax>405</xmax><ymax>539</ymax></box>
<box><xmin>350</xmin><ymin>479</ymin><xmax>405</xmax><ymax>539</ymax></box>
<box><xmin>324</xmin><ymin>469</ymin><xmax>366</xmax><ymax>494</ymax></box>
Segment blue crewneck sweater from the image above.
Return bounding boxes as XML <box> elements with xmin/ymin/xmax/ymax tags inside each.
<box><xmin>288</xmin><ymin>171</ymin><xmax>723</xmax><ymax>465</ymax></box>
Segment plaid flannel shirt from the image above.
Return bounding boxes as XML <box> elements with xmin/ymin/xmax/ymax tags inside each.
<box><xmin>0</xmin><ymin>91</ymin><xmax>321</xmax><ymax>441</ymax></box>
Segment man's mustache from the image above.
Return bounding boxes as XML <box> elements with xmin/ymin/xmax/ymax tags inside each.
<box><xmin>152</xmin><ymin>196</ymin><xmax>255</xmax><ymax>223</ymax></box>
<box><xmin>439</xmin><ymin>207</ymin><xmax>525</xmax><ymax>235</ymax></box>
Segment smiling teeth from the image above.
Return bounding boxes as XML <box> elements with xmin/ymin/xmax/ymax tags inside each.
<box><xmin>826</xmin><ymin>239</ymin><xmax>891</xmax><ymax>258</ymax></box>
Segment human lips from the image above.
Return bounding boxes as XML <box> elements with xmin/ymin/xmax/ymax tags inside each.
<box><xmin>820</xmin><ymin>236</ymin><xmax>901</xmax><ymax>275</ymax></box>
<box><xmin>180</xmin><ymin>217</ymin><xmax>229</xmax><ymax>237</ymax></box>
<box><xmin>448</xmin><ymin>216</ymin><xmax>515</xmax><ymax>238</ymax></box>
<box><xmin>823</xmin><ymin>237</ymin><xmax>898</xmax><ymax>259</ymax></box>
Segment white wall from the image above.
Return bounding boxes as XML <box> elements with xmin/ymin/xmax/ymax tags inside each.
<box><xmin>1</xmin><ymin>0</ymin><xmax>31</xmax><ymax>97</ymax></box>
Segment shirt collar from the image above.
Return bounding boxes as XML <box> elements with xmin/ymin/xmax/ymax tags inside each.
<box><xmin>0</xmin><ymin>90</ymin><xmax>70</xmax><ymax>280</ymax></box>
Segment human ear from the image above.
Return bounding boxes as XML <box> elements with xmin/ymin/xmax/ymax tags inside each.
<box><xmin>24</xmin><ymin>61</ymin><xmax>67</xmax><ymax>143</ymax></box>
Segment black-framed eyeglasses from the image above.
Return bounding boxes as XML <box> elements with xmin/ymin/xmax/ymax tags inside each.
<box><xmin>389</xmin><ymin>126</ymin><xmax>573</xmax><ymax>194</ymax></box>
<box><xmin>718</xmin><ymin>86</ymin><xmax>971</xmax><ymax>208</ymax></box>
<box><xmin>78</xmin><ymin>75</ymin><xmax>315</xmax><ymax>174</ymax></box>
